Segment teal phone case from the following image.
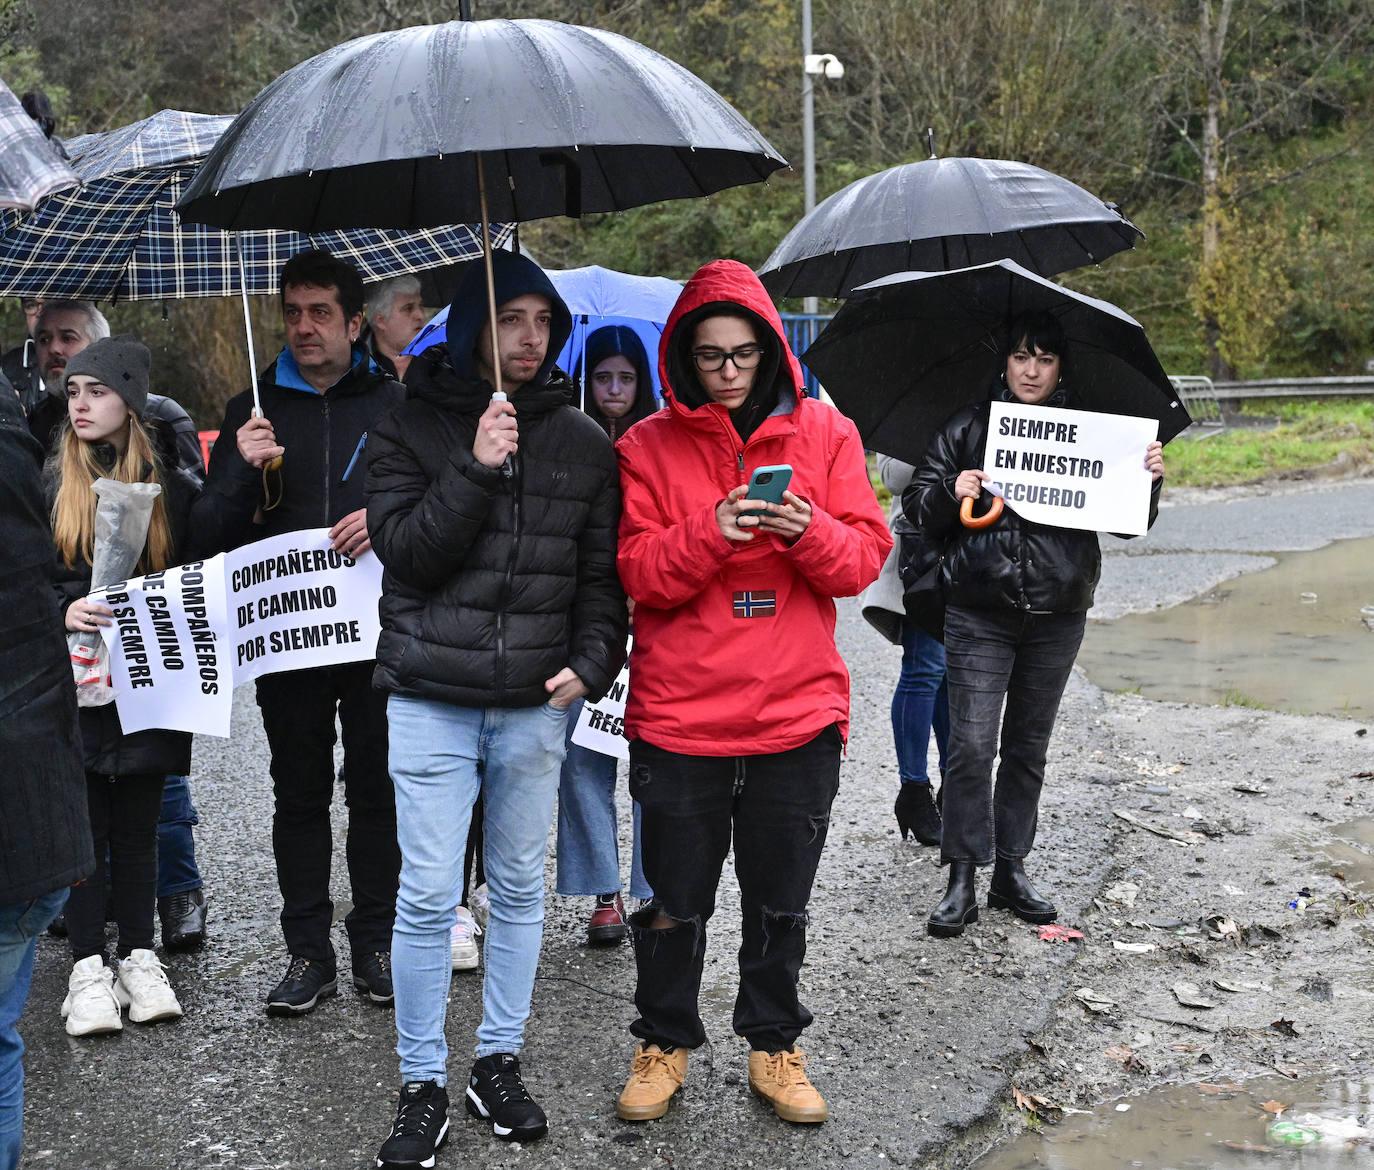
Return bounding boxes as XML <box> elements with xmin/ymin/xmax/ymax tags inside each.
<box><xmin>746</xmin><ymin>464</ymin><xmax>793</xmax><ymax>505</ymax></box>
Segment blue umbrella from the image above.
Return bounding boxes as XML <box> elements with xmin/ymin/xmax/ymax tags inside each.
<box><xmin>405</xmin><ymin>264</ymin><xmax>681</xmax><ymax>402</ymax></box>
<box><xmin>0</xmin><ymin>110</ymin><xmax>503</xmax><ymax>301</ymax></box>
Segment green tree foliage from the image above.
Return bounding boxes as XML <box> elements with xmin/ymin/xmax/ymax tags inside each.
<box><xmin>2</xmin><ymin>0</ymin><xmax>1372</xmax><ymax>423</ymax></box>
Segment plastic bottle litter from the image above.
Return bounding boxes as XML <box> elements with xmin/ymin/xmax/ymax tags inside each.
<box><xmin>1299</xmin><ymin>592</ymin><xmax>1318</xmax><ymax>603</ymax></box>
<box><xmin>1267</xmin><ymin>1120</ymin><xmax>1320</xmax><ymax>1146</ymax></box>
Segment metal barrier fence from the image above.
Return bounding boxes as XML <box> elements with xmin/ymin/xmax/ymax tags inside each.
<box><xmin>780</xmin><ymin>312</ymin><xmax>832</xmax><ymax>396</ymax></box>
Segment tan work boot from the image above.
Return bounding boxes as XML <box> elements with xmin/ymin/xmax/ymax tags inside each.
<box><xmin>748</xmin><ymin>1047</ymin><xmax>829</xmax><ymax>1123</ymax></box>
<box><xmin>616</xmin><ymin>1043</ymin><xmax>689</xmax><ymax>1121</ymax></box>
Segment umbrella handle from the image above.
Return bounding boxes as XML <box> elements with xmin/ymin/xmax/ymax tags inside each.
<box><xmin>960</xmin><ymin>494</ymin><xmax>1003</xmax><ymax>529</ymax></box>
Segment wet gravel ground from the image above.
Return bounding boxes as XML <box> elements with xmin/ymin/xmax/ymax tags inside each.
<box><xmin>18</xmin><ymin>478</ymin><xmax>1374</xmax><ymax>1170</ymax></box>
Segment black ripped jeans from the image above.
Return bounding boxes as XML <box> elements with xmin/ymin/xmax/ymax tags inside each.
<box><xmin>627</xmin><ymin>726</ymin><xmax>842</xmax><ymax>1053</ymax></box>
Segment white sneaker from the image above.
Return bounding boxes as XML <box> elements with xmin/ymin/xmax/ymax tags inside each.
<box><xmin>450</xmin><ymin>906</ymin><xmax>481</xmax><ymax>972</ymax></box>
<box><xmin>468</xmin><ymin>883</ymin><xmax>490</xmax><ymax>933</ymax></box>
<box><xmin>61</xmin><ymin>955</ymin><xmax>123</xmax><ymax>1037</ymax></box>
<box><xmin>115</xmin><ymin>948</ymin><xmax>183</xmax><ymax>1024</ymax></box>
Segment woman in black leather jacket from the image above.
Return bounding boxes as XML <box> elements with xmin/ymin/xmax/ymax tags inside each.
<box><xmin>905</xmin><ymin>312</ymin><xmax>1164</xmax><ymax>938</ymax></box>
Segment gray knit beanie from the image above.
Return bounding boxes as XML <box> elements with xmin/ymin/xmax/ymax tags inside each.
<box><xmin>64</xmin><ymin>334</ymin><xmax>151</xmax><ymax>415</ymax></box>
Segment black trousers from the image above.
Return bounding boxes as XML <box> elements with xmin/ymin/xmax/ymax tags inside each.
<box><xmin>67</xmin><ymin>772</ymin><xmax>164</xmax><ymax>962</ymax></box>
<box><xmin>940</xmin><ymin>605</ymin><xmax>1087</xmax><ymax>866</ymax></box>
<box><xmin>255</xmin><ymin>662</ymin><xmax>399</xmax><ymax>966</ymax></box>
<box><xmin>627</xmin><ymin>725</ymin><xmax>841</xmax><ymax>1053</ymax></box>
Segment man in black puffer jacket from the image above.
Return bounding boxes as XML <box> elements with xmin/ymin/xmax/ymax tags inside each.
<box><xmin>192</xmin><ymin>250</ymin><xmax>404</xmax><ymax>1018</ymax></box>
<box><xmin>366</xmin><ymin>251</ymin><xmax>627</xmax><ymax>1163</ymax></box>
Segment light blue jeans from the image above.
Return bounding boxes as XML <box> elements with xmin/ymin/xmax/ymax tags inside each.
<box><xmin>389</xmin><ymin>694</ymin><xmax>569</xmax><ymax>1083</ymax></box>
<box><xmin>1</xmin><ymin>888</ymin><xmax>68</xmax><ymax>1170</ymax></box>
<box><xmin>556</xmin><ymin>700</ymin><xmax>651</xmax><ymax>901</ymax></box>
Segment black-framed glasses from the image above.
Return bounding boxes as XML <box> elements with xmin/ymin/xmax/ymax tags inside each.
<box><xmin>692</xmin><ymin>344</ymin><xmax>764</xmax><ymax>373</ymax></box>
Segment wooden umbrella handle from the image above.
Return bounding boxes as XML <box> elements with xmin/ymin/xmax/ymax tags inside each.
<box><xmin>960</xmin><ymin>494</ymin><xmax>1003</xmax><ymax>529</ymax></box>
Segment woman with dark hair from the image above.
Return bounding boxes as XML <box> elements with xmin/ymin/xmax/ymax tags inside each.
<box><xmin>556</xmin><ymin>324</ymin><xmax>657</xmax><ymax>944</ymax></box>
<box><xmin>612</xmin><ymin>260</ymin><xmax>890</xmax><ymax>1125</ymax></box>
<box><xmin>579</xmin><ymin>324</ymin><xmax>658</xmax><ymax>442</ymax></box>
<box><xmin>905</xmin><ymin>311</ymin><xmax>1165</xmax><ymax>938</ymax></box>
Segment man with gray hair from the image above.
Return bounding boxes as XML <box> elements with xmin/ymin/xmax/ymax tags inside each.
<box><xmin>26</xmin><ymin>301</ymin><xmax>200</xmax><ymax>472</ymax></box>
<box><xmin>363</xmin><ymin>275</ymin><xmax>425</xmax><ymax>381</ymax></box>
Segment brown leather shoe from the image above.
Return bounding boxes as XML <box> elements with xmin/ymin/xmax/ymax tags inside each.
<box><xmin>747</xmin><ymin>1048</ymin><xmax>829</xmax><ymax>1123</ymax></box>
<box><xmin>616</xmin><ymin>1044</ymin><xmax>689</xmax><ymax>1121</ymax></box>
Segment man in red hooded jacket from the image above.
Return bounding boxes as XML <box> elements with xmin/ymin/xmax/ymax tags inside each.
<box><xmin>612</xmin><ymin>260</ymin><xmax>891</xmax><ymax>1125</ymax></box>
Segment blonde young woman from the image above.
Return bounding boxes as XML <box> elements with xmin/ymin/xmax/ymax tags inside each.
<box><xmin>47</xmin><ymin>336</ymin><xmax>202</xmax><ymax>1037</ymax></box>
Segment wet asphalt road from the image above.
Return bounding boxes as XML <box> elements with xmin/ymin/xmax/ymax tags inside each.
<box><xmin>18</xmin><ymin>479</ymin><xmax>1374</xmax><ymax>1170</ymax></box>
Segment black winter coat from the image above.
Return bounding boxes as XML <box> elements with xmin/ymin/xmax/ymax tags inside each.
<box><xmin>0</xmin><ymin>389</ymin><xmax>93</xmax><ymax>903</ymax></box>
<box><xmin>48</xmin><ymin>422</ymin><xmax>203</xmax><ymax>777</ymax></box>
<box><xmin>191</xmin><ymin>353</ymin><xmax>404</xmax><ymax>555</ymax></box>
<box><xmin>366</xmin><ymin>347</ymin><xmax>628</xmax><ymax>708</ymax></box>
<box><xmin>905</xmin><ymin>399</ymin><xmax>1161</xmax><ymax>614</ymax></box>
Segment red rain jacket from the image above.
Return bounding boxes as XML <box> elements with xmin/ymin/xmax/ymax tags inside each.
<box><xmin>616</xmin><ymin>260</ymin><xmax>891</xmax><ymax>756</ymax></box>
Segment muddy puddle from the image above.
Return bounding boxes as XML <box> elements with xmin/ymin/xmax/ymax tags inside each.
<box><xmin>1322</xmin><ymin>818</ymin><xmax>1374</xmax><ymax>891</ymax></box>
<box><xmin>975</xmin><ymin>1073</ymin><xmax>1373</xmax><ymax>1169</ymax></box>
<box><xmin>1079</xmin><ymin>537</ymin><xmax>1374</xmax><ymax>720</ymax></box>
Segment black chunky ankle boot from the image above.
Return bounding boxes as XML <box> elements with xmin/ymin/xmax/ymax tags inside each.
<box><xmin>987</xmin><ymin>858</ymin><xmax>1057</xmax><ymax>924</ymax></box>
<box><xmin>927</xmin><ymin>862</ymin><xmax>978</xmax><ymax>938</ymax></box>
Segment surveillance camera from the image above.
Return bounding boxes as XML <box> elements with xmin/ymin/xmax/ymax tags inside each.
<box><xmin>804</xmin><ymin>53</ymin><xmax>844</xmax><ymax>81</ymax></box>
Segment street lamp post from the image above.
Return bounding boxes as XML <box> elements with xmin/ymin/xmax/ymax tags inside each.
<box><xmin>801</xmin><ymin>0</ymin><xmax>843</xmax><ymax>315</ymax></box>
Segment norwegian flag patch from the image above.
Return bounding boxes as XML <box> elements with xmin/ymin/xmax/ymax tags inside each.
<box><xmin>732</xmin><ymin>590</ymin><xmax>777</xmax><ymax>618</ymax></box>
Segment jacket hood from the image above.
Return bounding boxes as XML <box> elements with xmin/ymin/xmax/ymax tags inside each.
<box><xmin>659</xmin><ymin>260</ymin><xmax>805</xmax><ymax>429</ymax></box>
<box><xmin>444</xmin><ymin>251</ymin><xmax>573</xmax><ymax>387</ymax></box>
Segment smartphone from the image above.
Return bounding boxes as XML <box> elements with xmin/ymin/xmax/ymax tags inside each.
<box><xmin>746</xmin><ymin>464</ymin><xmax>793</xmax><ymax>505</ymax></box>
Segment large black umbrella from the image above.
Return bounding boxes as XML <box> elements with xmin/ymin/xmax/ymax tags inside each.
<box><xmin>759</xmin><ymin>157</ymin><xmax>1143</xmax><ymax>299</ymax></box>
<box><xmin>177</xmin><ymin>19</ymin><xmax>786</xmax><ymax>231</ymax></box>
<box><xmin>802</xmin><ymin>259</ymin><xmax>1190</xmax><ymax>467</ymax></box>
<box><xmin>177</xmin><ymin>17</ymin><xmax>784</xmax><ymax>401</ymax></box>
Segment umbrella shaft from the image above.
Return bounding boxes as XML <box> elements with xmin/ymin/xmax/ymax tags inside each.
<box><xmin>476</xmin><ymin>154</ymin><xmax>503</xmax><ymax>398</ymax></box>
<box><xmin>235</xmin><ymin>233</ymin><xmax>263</xmax><ymax>415</ymax></box>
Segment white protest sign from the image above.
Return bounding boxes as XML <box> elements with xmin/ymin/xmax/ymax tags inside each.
<box><xmin>225</xmin><ymin>530</ymin><xmax>382</xmax><ymax>685</ymax></box>
<box><xmin>571</xmin><ymin>638</ymin><xmax>631</xmax><ymax>760</ymax></box>
<box><xmin>97</xmin><ymin>559</ymin><xmax>232</xmax><ymax>736</ymax></box>
<box><xmin>985</xmin><ymin>402</ymin><xmax>1158</xmax><ymax>536</ymax></box>
<box><xmin>96</xmin><ymin>529</ymin><xmax>382</xmax><ymax>737</ymax></box>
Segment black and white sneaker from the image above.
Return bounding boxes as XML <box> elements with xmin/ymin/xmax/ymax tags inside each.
<box><xmin>465</xmin><ymin>1053</ymin><xmax>548</xmax><ymax>1142</ymax></box>
<box><xmin>377</xmin><ymin>1080</ymin><xmax>449</xmax><ymax>1169</ymax></box>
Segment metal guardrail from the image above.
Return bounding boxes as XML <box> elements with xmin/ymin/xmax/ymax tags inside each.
<box><xmin>1210</xmin><ymin>376</ymin><xmax>1374</xmax><ymax>400</ymax></box>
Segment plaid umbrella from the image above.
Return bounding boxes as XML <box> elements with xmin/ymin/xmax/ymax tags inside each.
<box><xmin>0</xmin><ymin>110</ymin><xmax>503</xmax><ymax>300</ymax></box>
<box><xmin>0</xmin><ymin>79</ymin><xmax>78</xmax><ymax>211</ymax></box>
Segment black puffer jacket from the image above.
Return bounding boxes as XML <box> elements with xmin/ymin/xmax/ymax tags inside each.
<box><xmin>367</xmin><ymin>346</ymin><xmax>628</xmax><ymax>707</ymax></box>
<box><xmin>905</xmin><ymin>399</ymin><xmax>1160</xmax><ymax>614</ymax></box>
<box><xmin>192</xmin><ymin>350</ymin><xmax>404</xmax><ymax>555</ymax></box>
<box><xmin>48</xmin><ymin>421</ymin><xmax>203</xmax><ymax>777</ymax></box>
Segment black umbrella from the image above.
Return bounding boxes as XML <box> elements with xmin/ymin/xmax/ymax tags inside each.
<box><xmin>759</xmin><ymin>157</ymin><xmax>1143</xmax><ymax>299</ymax></box>
<box><xmin>177</xmin><ymin>18</ymin><xmax>784</xmax><ymax>400</ymax></box>
<box><xmin>802</xmin><ymin>259</ymin><xmax>1190</xmax><ymax>468</ymax></box>
<box><xmin>177</xmin><ymin>19</ymin><xmax>785</xmax><ymax>231</ymax></box>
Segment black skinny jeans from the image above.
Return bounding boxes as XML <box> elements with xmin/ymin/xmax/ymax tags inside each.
<box><xmin>939</xmin><ymin>605</ymin><xmax>1087</xmax><ymax>866</ymax></box>
<box><xmin>255</xmin><ymin>661</ymin><xmax>400</xmax><ymax>967</ymax></box>
<box><xmin>67</xmin><ymin>772</ymin><xmax>164</xmax><ymax>962</ymax></box>
<box><xmin>627</xmin><ymin>725</ymin><xmax>842</xmax><ymax>1054</ymax></box>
